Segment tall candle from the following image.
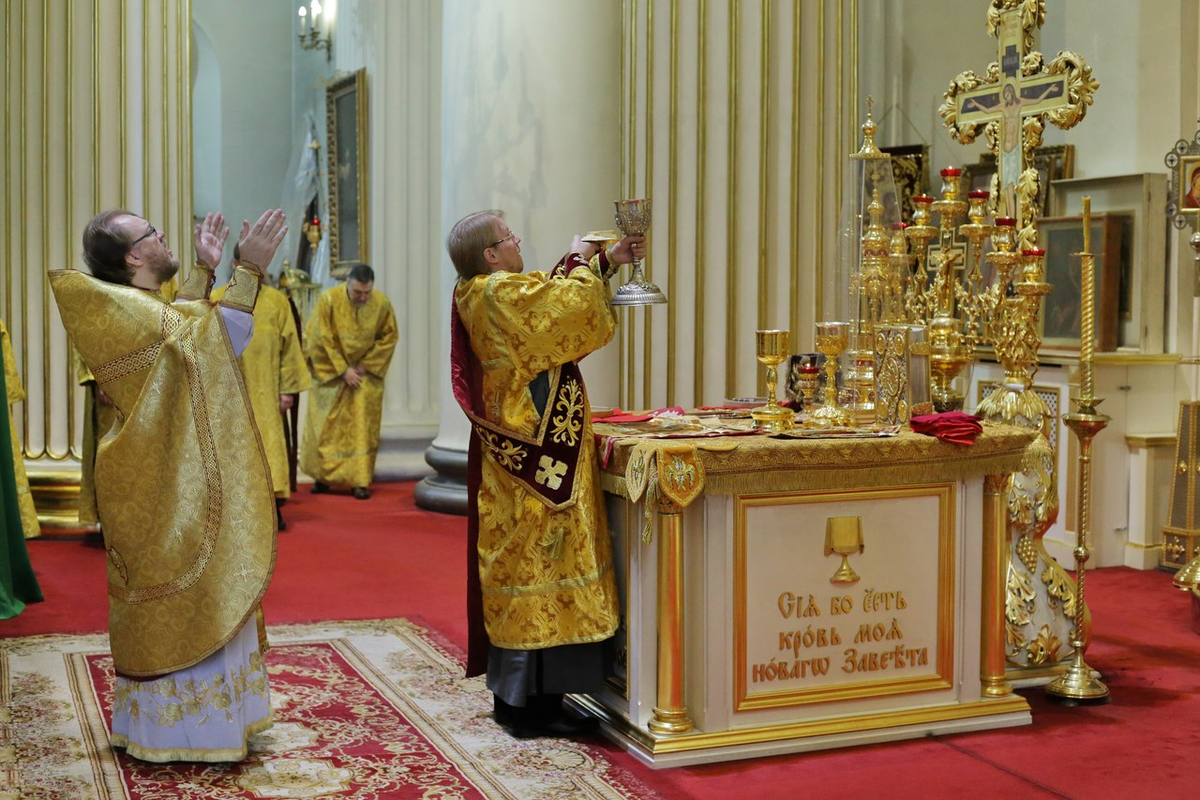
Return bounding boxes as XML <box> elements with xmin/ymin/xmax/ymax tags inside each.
<box><xmin>1080</xmin><ymin>196</ymin><xmax>1095</xmax><ymax>401</ymax></box>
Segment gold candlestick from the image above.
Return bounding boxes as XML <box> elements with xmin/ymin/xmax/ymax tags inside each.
<box><xmin>1047</xmin><ymin>206</ymin><xmax>1110</xmax><ymax>704</ymax></box>
<box><xmin>751</xmin><ymin>330</ymin><xmax>795</xmax><ymax>431</ymax></box>
<box><xmin>1079</xmin><ymin>196</ymin><xmax>1096</xmax><ymax>405</ymax></box>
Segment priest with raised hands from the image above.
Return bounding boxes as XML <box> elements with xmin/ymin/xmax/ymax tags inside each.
<box><xmin>50</xmin><ymin>207</ymin><xmax>287</xmax><ymax>763</ymax></box>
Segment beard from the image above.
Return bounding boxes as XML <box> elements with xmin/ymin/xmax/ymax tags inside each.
<box><xmin>150</xmin><ymin>255</ymin><xmax>180</xmax><ymax>284</ymax></box>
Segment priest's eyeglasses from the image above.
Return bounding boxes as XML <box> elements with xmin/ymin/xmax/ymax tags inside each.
<box><xmin>131</xmin><ymin>224</ymin><xmax>158</xmax><ymax>246</ymax></box>
<box><xmin>487</xmin><ymin>232</ymin><xmax>516</xmax><ymax>249</ymax></box>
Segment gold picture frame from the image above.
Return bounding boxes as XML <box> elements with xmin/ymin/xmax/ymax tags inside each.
<box><xmin>1164</xmin><ymin>129</ymin><xmax>1200</xmax><ymax>231</ymax></box>
<box><xmin>882</xmin><ymin>144</ymin><xmax>930</xmax><ymax>223</ymax></box>
<box><xmin>326</xmin><ymin>68</ymin><xmax>369</xmax><ymax>279</ymax></box>
<box><xmin>1037</xmin><ymin>213</ymin><xmax>1130</xmax><ymax>352</ymax></box>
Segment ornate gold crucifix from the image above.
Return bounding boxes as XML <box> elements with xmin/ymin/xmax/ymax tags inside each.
<box><xmin>940</xmin><ymin>0</ymin><xmax>1098</xmax><ymax>244</ymax></box>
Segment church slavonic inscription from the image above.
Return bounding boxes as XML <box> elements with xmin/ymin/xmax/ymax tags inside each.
<box><xmin>735</xmin><ymin>487</ymin><xmax>954</xmax><ymax>711</ymax></box>
<box><xmin>756</xmin><ymin>587</ymin><xmax>926</xmax><ymax>685</ymax></box>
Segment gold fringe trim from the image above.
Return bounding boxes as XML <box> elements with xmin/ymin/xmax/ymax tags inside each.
<box><xmin>601</xmin><ymin>425</ymin><xmax>1037</xmax><ymax>501</ymax></box>
<box><xmin>110</xmin><ymin>711</ymin><xmax>273</xmax><ymax>764</ymax></box>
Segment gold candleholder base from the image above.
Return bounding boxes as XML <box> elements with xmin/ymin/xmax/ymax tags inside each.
<box><xmin>750</xmin><ymin>404</ymin><xmax>795</xmax><ymax>431</ymax></box>
<box><xmin>1045</xmin><ymin>650</ymin><xmax>1110</xmax><ymax>703</ymax></box>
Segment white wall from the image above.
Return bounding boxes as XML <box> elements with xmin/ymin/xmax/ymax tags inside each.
<box><xmin>192</xmin><ymin>0</ymin><xmax>295</xmax><ymax>279</ymax></box>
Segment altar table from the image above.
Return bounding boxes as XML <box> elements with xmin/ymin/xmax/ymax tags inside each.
<box><xmin>575</xmin><ymin>423</ymin><xmax>1039</xmax><ymax>767</ymax></box>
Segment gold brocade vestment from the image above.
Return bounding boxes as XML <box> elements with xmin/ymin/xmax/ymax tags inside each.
<box><xmin>300</xmin><ymin>285</ymin><xmax>398</xmax><ymax>488</ymax></box>
<box><xmin>49</xmin><ymin>268</ymin><xmax>276</xmax><ymax>678</ymax></box>
<box><xmin>212</xmin><ymin>284</ymin><xmax>311</xmax><ymax>497</ymax></box>
<box><xmin>0</xmin><ymin>319</ymin><xmax>38</xmax><ymax>538</ymax></box>
<box><xmin>455</xmin><ymin>265</ymin><xmax>619</xmax><ymax>650</ymax></box>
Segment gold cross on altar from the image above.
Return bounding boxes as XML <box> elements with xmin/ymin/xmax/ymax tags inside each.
<box><xmin>942</xmin><ymin>2</ymin><xmax>1098</xmax><ymax>228</ymax></box>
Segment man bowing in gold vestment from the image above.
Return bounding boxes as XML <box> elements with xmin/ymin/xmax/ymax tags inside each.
<box><xmin>300</xmin><ymin>264</ymin><xmax>398</xmax><ymax>499</ymax></box>
<box><xmin>213</xmin><ymin>251</ymin><xmax>311</xmax><ymax>529</ymax></box>
<box><xmin>1</xmin><ymin>318</ymin><xmax>39</xmax><ymax>538</ymax></box>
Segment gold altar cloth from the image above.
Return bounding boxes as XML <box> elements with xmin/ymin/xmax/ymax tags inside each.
<box><xmin>599</xmin><ymin>422</ymin><xmax>1040</xmax><ymax>498</ymax></box>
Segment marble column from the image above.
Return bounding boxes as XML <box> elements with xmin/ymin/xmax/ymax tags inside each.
<box><xmin>416</xmin><ymin>0</ymin><xmax>624</xmax><ymax>514</ymax></box>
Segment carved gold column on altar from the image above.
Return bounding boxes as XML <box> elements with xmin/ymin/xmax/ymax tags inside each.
<box><xmin>0</xmin><ymin>1</ymin><xmax>193</xmax><ymax>530</ymax></box>
<box><xmin>941</xmin><ymin>0</ymin><xmax>1099</xmax><ymax>683</ymax></box>
<box><xmin>982</xmin><ymin>473</ymin><xmax>1014</xmax><ymax>697</ymax></box>
<box><xmin>649</xmin><ymin>498</ymin><xmax>693</xmax><ymax>734</ymax></box>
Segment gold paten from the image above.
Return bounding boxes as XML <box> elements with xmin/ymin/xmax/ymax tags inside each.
<box><xmin>825</xmin><ymin>516</ymin><xmax>864</xmax><ymax>584</ymax></box>
<box><xmin>1046</xmin><ymin>201</ymin><xmax>1110</xmax><ymax>703</ymax></box>
<box><xmin>751</xmin><ymin>330</ymin><xmax>794</xmax><ymax>431</ymax></box>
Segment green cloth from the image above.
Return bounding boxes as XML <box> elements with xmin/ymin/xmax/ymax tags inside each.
<box><xmin>0</xmin><ymin>362</ymin><xmax>42</xmax><ymax>619</ymax></box>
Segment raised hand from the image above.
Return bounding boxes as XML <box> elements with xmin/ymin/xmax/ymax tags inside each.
<box><xmin>193</xmin><ymin>212</ymin><xmax>230</xmax><ymax>269</ymax></box>
<box><xmin>237</xmin><ymin>209</ymin><xmax>289</xmax><ymax>274</ymax></box>
<box><xmin>570</xmin><ymin>235</ymin><xmax>600</xmax><ymax>260</ymax></box>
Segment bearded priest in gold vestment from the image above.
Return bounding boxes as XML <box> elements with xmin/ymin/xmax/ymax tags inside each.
<box><xmin>0</xmin><ymin>318</ymin><xmax>39</xmax><ymax>538</ymax></box>
<box><xmin>52</xmin><ymin>208</ymin><xmax>287</xmax><ymax>763</ymax></box>
<box><xmin>300</xmin><ymin>263</ymin><xmax>398</xmax><ymax>499</ymax></box>
<box><xmin>447</xmin><ymin>210</ymin><xmax>645</xmax><ymax>738</ymax></box>
<box><xmin>213</xmin><ymin>263</ymin><xmax>311</xmax><ymax>529</ymax></box>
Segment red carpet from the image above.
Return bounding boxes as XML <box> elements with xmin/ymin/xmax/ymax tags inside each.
<box><xmin>7</xmin><ymin>482</ymin><xmax>1199</xmax><ymax>799</ymax></box>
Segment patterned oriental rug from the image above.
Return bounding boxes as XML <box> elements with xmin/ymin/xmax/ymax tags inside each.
<box><xmin>1</xmin><ymin>619</ymin><xmax>661</xmax><ymax>799</ymax></box>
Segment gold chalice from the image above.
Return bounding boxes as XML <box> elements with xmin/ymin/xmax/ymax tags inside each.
<box><xmin>751</xmin><ymin>330</ymin><xmax>794</xmax><ymax>431</ymax></box>
<box><xmin>611</xmin><ymin>198</ymin><xmax>666</xmax><ymax>305</ymax></box>
<box><xmin>806</xmin><ymin>322</ymin><xmax>853</xmax><ymax>428</ymax></box>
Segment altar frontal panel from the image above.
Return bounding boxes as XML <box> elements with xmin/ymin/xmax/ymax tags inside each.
<box><xmin>734</xmin><ymin>484</ymin><xmax>956</xmax><ymax>711</ymax></box>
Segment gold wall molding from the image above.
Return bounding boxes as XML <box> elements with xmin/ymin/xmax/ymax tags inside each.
<box><xmin>0</xmin><ymin>0</ymin><xmax>192</xmax><ymax>486</ymax></box>
<box><xmin>619</xmin><ymin>0</ymin><xmax>859</xmax><ymax>409</ymax></box>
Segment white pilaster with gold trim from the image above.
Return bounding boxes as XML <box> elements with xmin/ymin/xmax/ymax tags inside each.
<box><xmin>0</xmin><ymin>0</ymin><xmax>192</xmax><ymax>525</ymax></box>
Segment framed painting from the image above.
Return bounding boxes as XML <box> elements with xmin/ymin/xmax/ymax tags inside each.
<box><xmin>1038</xmin><ymin>213</ymin><xmax>1130</xmax><ymax>352</ymax></box>
<box><xmin>882</xmin><ymin>144</ymin><xmax>929</xmax><ymax>223</ymax></box>
<box><xmin>961</xmin><ymin>152</ymin><xmax>997</xmax><ymax>198</ymax></box>
<box><xmin>326</xmin><ymin>68</ymin><xmax>369</xmax><ymax>278</ymax></box>
<box><xmin>1032</xmin><ymin>144</ymin><xmax>1075</xmax><ymax>216</ymax></box>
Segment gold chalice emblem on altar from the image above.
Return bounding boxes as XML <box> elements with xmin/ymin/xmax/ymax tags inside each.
<box><xmin>611</xmin><ymin>198</ymin><xmax>666</xmax><ymax>306</ymax></box>
<box><xmin>751</xmin><ymin>330</ymin><xmax>794</xmax><ymax>431</ymax></box>
<box><xmin>806</xmin><ymin>321</ymin><xmax>853</xmax><ymax>428</ymax></box>
<box><xmin>825</xmin><ymin>516</ymin><xmax>864</xmax><ymax>584</ymax></box>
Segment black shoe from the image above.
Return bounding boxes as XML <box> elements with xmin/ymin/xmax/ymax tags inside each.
<box><xmin>276</xmin><ymin>499</ymin><xmax>287</xmax><ymax>531</ymax></box>
<box><xmin>510</xmin><ymin>711</ymin><xmax>599</xmax><ymax>739</ymax></box>
<box><xmin>311</xmin><ymin>481</ymin><xmax>329</xmax><ymax>494</ymax></box>
<box><xmin>352</xmin><ymin>486</ymin><xmax>371</xmax><ymax>500</ymax></box>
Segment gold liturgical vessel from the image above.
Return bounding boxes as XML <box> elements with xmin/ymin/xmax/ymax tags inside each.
<box><xmin>825</xmin><ymin>516</ymin><xmax>864</xmax><ymax>584</ymax></box>
<box><xmin>807</xmin><ymin>322</ymin><xmax>852</xmax><ymax>428</ymax></box>
<box><xmin>751</xmin><ymin>330</ymin><xmax>794</xmax><ymax>431</ymax></box>
<box><xmin>611</xmin><ymin>198</ymin><xmax>666</xmax><ymax>306</ymax></box>
<box><xmin>1046</xmin><ymin>200</ymin><xmax>1109</xmax><ymax>704</ymax></box>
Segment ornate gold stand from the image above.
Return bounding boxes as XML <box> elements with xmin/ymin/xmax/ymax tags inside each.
<box><xmin>1045</xmin><ymin>407</ymin><xmax>1110</xmax><ymax>702</ymax></box>
<box><xmin>1047</xmin><ymin>201</ymin><xmax>1109</xmax><ymax>703</ymax></box>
